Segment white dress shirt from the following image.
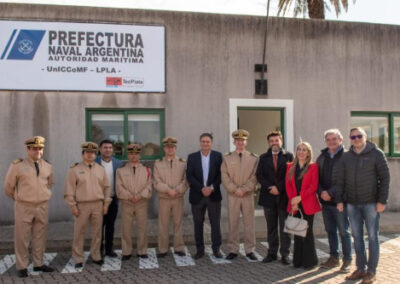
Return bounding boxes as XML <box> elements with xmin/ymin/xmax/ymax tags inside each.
<box><xmin>201</xmin><ymin>152</ymin><xmax>210</xmax><ymax>187</ymax></box>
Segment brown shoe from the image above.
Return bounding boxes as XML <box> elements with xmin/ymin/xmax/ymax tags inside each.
<box><xmin>361</xmin><ymin>272</ymin><xmax>376</xmax><ymax>284</ymax></box>
<box><xmin>320</xmin><ymin>257</ymin><xmax>339</xmax><ymax>269</ymax></box>
<box><xmin>346</xmin><ymin>269</ymin><xmax>367</xmax><ymax>280</ymax></box>
<box><xmin>340</xmin><ymin>259</ymin><xmax>352</xmax><ymax>273</ymax></box>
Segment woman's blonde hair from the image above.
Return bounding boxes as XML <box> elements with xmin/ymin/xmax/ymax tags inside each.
<box><xmin>289</xmin><ymin>141</ymin><xmax>313</xmax><ymax>180</ymax></box>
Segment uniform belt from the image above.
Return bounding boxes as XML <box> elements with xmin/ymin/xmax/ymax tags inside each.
<box><xmin>76</xmin><ymin>199</ymin><xmax>103</xmax><ymax>204</ymax></box>
<box><xmin>15</xmin><ymin>200</ymin><xmax>48</xmax><ymax>207</ymax></box>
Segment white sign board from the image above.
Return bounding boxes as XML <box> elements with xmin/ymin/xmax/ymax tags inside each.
<box><xmin>0</xmin><ymin>20</ymin><xmax>165</xmax><ymax>92</ymax></box>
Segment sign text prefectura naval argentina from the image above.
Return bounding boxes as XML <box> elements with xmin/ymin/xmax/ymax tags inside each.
<box><xmin>47</xmin><ymin>31</ymin><xmax>144</xmax><ymax>63</ymax></box>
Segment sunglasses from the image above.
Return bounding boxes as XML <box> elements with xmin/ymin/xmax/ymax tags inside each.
<box><xmin>350</xmin><ymin>134</ymin><xmax>363</xmax><ymax>140</ymax></box>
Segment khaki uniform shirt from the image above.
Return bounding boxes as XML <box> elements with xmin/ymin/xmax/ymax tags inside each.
<box><xmin>64</xmin><ymin>162</ymin><xmax>111</xmax><ymax>211</ymax></box>
<box><xmin>221</xmin><ymin>151</ymin><xmax>258</xmax><ymax>195</ymax></box>
<box><xmin>4</xmin><ymin>158</ymin><xmax>53</xmax><ymax>203</ymax></box>
<box><xmin>153</xmin><ymin>157</ymin><xmax>188</xmax><ymax>199</ymax></box>
<box><xmin>116</xmin><ymin>163</ymin><xmax>152</xmax><ymax>201</ymax></box>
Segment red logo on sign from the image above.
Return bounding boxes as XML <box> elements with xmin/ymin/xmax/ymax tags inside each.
<box><xmin>106</xmin><ymin>77</ymin><xmax>122</xmax><ymax>86</ymax></box>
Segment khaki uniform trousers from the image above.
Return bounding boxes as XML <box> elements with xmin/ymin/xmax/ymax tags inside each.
<box><xmin>73</xmin><ymin>201</ymin><xmax>103</xmax><ymax>263</ymax></box>
<box><xmin>14</xmin><ymin>201</ymin><xmax>48</xmax><ymax>270</ymax></box>
<box><xmin>121</xmin><ymin>200</ymin><xmax>148</xmax><ymax>256</ymax></box>
<box><xmin>158</xmin><ymin>197</ymin><xmax>185</xmax><ymax>253</ymax></box>
<box><xmin>227</xmin><ymin>194</ymin><xmax>256</xmax><ymax>254</ymax></box>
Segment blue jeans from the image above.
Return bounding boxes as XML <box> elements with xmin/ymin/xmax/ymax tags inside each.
<box><xmin>347</xmin><ymin>203</ymin><xmax>380</xmax><ymax>274</ymax></box>
<box><xmin>322</xmin><ymin>204</ymin><xmax>352</xmax><ymax>261</ymax></box>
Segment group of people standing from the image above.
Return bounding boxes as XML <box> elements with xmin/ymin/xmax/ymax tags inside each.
<box><xmin>4</xmin><ymin>127</ymin><xmax>389</xmax><ymax>284</ymax></box>
<box><xmin>256</xmin><ymin>128</ymin><xmax>389</xmax><ymax>284</ymax></box>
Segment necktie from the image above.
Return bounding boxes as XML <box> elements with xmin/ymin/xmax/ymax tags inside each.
<box><xmin>34</xmin><ymin>162</ymin><xmax>39</xmax><ymax>176</ymax></box>
<box><xmin>170</xmin><ymin>160</ymin><xmax>173</xmax><ymax>168</ymax></box>
<box><xmin>273</xmin><ymin>153</ymin><xmax>278</xmax><ymax>172</ymax></box>
<box><xmin>239</xmin><ymin>153</ymin><xmax>242</xmax><ymax>159</ymax></box>
<box><xmin>89</xmin><ymin>164</ymin><xmax>92</xmax><ymax>169</ymax></box>
<box><xmin>133</xmin><ymin>166</ymin><xmax>136</xmax><ymax>174</ymax></box>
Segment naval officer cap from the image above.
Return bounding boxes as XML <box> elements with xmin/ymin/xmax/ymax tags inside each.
<box><xmin>81</xmin><ymin>142</ymin><xmax>99</xmax><ymax>152</ymax></box>
<box><xmin>232</xmin><ymin>129</ymin><xmax>250</xmax><ymax>140</ymax></box>
<box><xmin>127</xmin><ymin>143</ymin><xmax>142</xmax><ymax>154</ymax></box>
<box><xmin>162</xmin><ymin>137</ymin><xmax>178</xmax><ymax>146</ymax></box>
<box><xmin>25</xmin><ymin>136</ymin><xmax>45</xmax><ymax>148</ymax></box>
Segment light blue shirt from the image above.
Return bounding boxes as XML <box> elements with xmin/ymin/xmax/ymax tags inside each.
<box><xmin>329</xmin><ymin>145</ymin><xmax>343</xmax><ymax>159</ymax></box>
<box><xmin>201</xmin><ymin>152</ymin><xmax>210</xmax><ymax>187</ymax></box>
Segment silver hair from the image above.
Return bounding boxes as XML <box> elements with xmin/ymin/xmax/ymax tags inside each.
<box><xmin>324</xmin><ymin>128</ymin><xmax>343</xmax><ymax>140</ymax></box>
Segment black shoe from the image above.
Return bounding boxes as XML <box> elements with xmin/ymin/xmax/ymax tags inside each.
<box><xmin>281</xmin><ymin>256</ymin><xmax>290</xmax><ymax>265</ymax></box>
<box><xmin>92</xmin><ymin>259</ymin><xmax>104</xmax><ymax>265</ymax></box>
<box><xmin>105</xmin><ymin>251</ymin><xmax>118</xmax><ymax>258</ymax></box>
<box><xmin>74</xmin><ymin>263</ymin><xmax>83</xmax><ymax>269</ymax></box>
<box><xmin>137</xmin><ymin>254</ymin><xmax>148</xmax><ymax>259</ymax></box>
<box><xmin>262</xmin><ymin>254</ymin><xmax>277</xmax><ymax>263</ymax></box>
<box><xmin>157</xmin><ymin>252</ymin><xmax>168</xmax><ymax>258</ymax></box>
<box><xmin>193</xmin><ymin>251</ymin><xmax>205</xmax><ymax>259</ymax></box>
<box><xmin>226</xmin><ymin>253</ymin><xmax>238</xmax><ymax>260</ymax></box>
<box><xmin>213</xmin><ymin>251</ymin><xmax>223</xmax><ymax>258</ymax></box>
<box><xmin>17</xmin><ymin>269</ymin><xmax>28</xmax><ymax>278</ymax></box>
<box><xmin>246</xmin><ymin>252</ymin><xmax>257</xmax><ymax>261</ymax></box>
<box><xmin>121</xmin><ymin>255</ymin><xmax>132</xmax><ymax>261</ymax></box>
<box><xmin>33</xmin><ymin>265</ymin><xmax>54</xmax><ymax>272</ymax></box>
<box><xmin>174</xmin><ymin>251</ymin><xmax>186</xmax><ymax>257</ymax></box>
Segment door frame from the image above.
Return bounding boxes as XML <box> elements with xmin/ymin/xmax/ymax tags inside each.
<box><xmin>229</xmin><ymin>98</ymin><xmax>294</xmax><ymax>153</ymax></box>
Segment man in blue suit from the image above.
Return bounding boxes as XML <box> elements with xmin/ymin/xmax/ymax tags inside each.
<box><xmin>186</xmin><ymin>133</ymin><xmax>223</xmax><ymax>259</ymax></box>
<box><xmin>95</xmin><ymin>139</ymin><xmax>123</xmax><ymax>258</ymax></box>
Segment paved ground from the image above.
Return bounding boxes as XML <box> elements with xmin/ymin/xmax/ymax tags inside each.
<box><xmin>1</xmin><ymin>211</ymin><xmax>400</xmax><ymax>283</ymax></box>
<box><xmin>1</xmin><ymin>234</ymin><xmax>400</xmax><ymax>283</ymax></box>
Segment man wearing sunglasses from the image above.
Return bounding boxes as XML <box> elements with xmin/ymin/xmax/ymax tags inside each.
<box><xmin>336</xmin><ymin>127</ymin><xmax>390</xmax><ymax>284</ymax></box>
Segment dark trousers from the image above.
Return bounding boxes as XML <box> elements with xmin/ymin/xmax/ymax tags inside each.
<box><xmin>101</xmin><ymin>196</ymin><xmax>119</xmax><ymax>254</ymax></box>
<box><xmin>293</xmin><ymin>208</ymin><xmax>318</xmax><ymax>268</ymax></box>
<box><xmin>263</xmin><ymin>204</ymin><xmax>291</xmax><ymax>257</ymax></box>
<box><xmin>191</xmin><ymin>197</ymin><xmax>222</xmax><ymax>253</ymax></box>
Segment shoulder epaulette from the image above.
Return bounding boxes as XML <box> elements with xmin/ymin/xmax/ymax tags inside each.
<box><xmin>250</xmin><ymin>152</ymin><xmax>259</xmax><ymax>158</ymax></box>
<box><xmin>70</xmin><ymin>162</ymin><xmax>79</xmax><ymax>168</ymax></box>
<box><xmin>12</xmin><ymin>158</ymin><xmax>23</xmax><ymax>164</ymax></box>
<box><xmin>224</xmin><ymin>152</ymin><xmax>232</xmax><ymax>156</ymax></box>
<box><xmin>179</xmin><ymin>158</ymin><xmax>186</xmax><ymax>162</ymax></box>
<box><xmin>44</xmin><ymin>159</ymin><xmax>51</xmax><ymax>164</ymax></box>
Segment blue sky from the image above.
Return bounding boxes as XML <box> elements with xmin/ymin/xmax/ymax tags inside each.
<box><xmin>1</xmin><ymin>0</ymin><xmax>399</xmax><ymax>26</ymax></box>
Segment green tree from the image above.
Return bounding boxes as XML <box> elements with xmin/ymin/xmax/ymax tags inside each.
<box><xmin>278</xmin><ymin>0</ymin><xmax>354</xmax><ymax>19</ymax></box>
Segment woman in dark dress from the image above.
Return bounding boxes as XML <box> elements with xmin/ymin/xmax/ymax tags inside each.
<box><xmin>286</xmin><ymin>141</ymin><xmax>321</xmax><ymax>269</ymax></box>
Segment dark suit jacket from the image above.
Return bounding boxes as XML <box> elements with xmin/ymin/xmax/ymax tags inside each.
<box><xmin>256</xmin><ymin>148</ymin><xmax>293</xmax><ymax>209</ymax></box>
<box><xmin>186</xmin><ymin>150</ymin><xmax>223</xmax><ymax>205</ymax></box>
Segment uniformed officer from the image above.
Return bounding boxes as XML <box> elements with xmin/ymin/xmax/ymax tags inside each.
<box><xmin>64</xmin><ymin>142</ymin><xmax>111</xmax><ymax>268</ymax></box>
<box><xmin>116</xmin><ymin>144</ymin><xmax>152</xmax><ymax>260</ymax></box>
<box><xmin>221</xmin><ymin>129</ymin><xmax>259</xmax><ymax>260</ymax></box>
<box><xmin>4</xmin><ymin>136</ymin><xmax>54</xmax><ymax>278</ymax></box>
<box><xmin>153</xmin><ymin>137</ymin><xmax>188</xmax><ymax>257</ymax></box>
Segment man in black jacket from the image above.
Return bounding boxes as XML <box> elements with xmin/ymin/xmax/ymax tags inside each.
<box><xmin>316</xmin><ymin>129</ymin><xmax>352</xmax><ymax>272</ymax></box>
<box><xmin>186</xmin><ymin>133</ymin><xmax>223</xmax><ymax>259</ymax></box>
<box><xmin>256</xmin><ymin>131</ymin><xmax>293</xmax><ymax>265</ymax></box>
<box><xmin>336</xmin><ymin>127</ymin><xmax>390</xmax><ymax>284</ymax></box>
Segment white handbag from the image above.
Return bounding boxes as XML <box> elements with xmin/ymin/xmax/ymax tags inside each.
<box><xmin>284</xmin><ymin>210</ymin><xmax>308</xmax><ymax>237</ymax></box>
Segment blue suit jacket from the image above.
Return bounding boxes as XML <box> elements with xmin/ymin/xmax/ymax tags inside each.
<box><xmin>95</xmin><ymin>156</ymin><xmax>123</xmax><ymax>189</ymax></box>
<box><xmin>186</xmin><ymin>150</ymin><xmax>223</xmax><ymax>205</ymax></box>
